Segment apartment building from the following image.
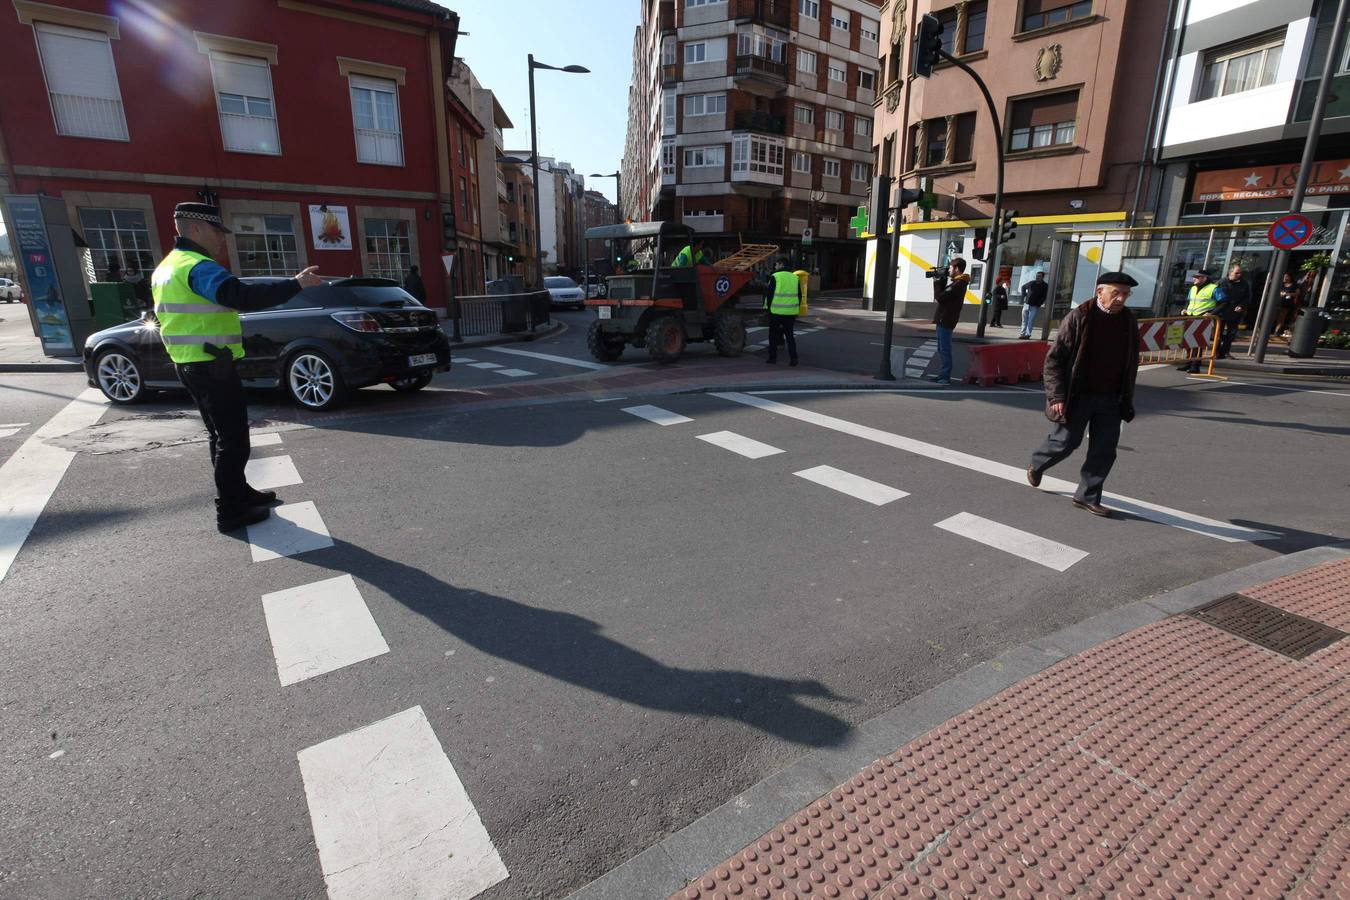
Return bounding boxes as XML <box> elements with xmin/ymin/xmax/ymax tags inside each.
<box><xmin>1151</xmin><ymin>0</ymin><xmax>1350</xmax><ymax>316</ymax></box>
<box><xmin>583</xmin><ymin>190</ymin><xmax>619</xmax><ymax>231</ymax></box>
<box><xmin>448</xmin><ymin>59</ymin><xmax>515</xmax><ymax>287</ymax></box>
<box><xmin>620</xmin><ymin>0</ymin><xmax>883</xmax><ymax>288</ymax></box>
<box><xmin>506</xmin><ymin>154</ymin><xmax>587</xmax><ymax>275</ymax></box>
<box><xmin>497</xmin><ymin>158</ymin><xmax>536</xmax><ymax>281</ymax></box>
<box><xmin>873</xmin><ymin>0</ymin><xmax>1169</xmax><ymax>316</ymax></box>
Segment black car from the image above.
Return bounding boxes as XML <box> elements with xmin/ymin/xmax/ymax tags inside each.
<box><xmin>83</xmin><ymin>277</ymin><xmax>451</xmax><ymax>411</ymax></box>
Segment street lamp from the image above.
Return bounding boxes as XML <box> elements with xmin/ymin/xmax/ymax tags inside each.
<box><xmin>527</xmin><ymin>55</ymin><xmax>588</xmax><ymax>289</ymax></box>
<box><xmin>588</xmin><ymin>171</ymin><xmax>621</xmax><ymax>224</ymax></box>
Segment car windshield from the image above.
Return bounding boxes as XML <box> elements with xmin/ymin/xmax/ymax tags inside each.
<box><xmin>545</xmin><ymin>277</ymin><xmax>577</xmax><ymax>288</ymax></box>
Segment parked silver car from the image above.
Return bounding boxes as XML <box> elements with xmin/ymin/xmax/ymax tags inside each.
<box><xmin>544</xmin><ymin>276</ymin><xmax>585</xmax><ymax>310</ymax></box>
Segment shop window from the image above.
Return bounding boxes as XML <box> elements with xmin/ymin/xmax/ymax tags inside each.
<box><xmin>78</xmin><ymin>208</ymin><xmax>152</xmax><ymax>275</ymax></box>
<box><xmin>1008</xmin><ymin>91</ymin><xmax>1078</xmax><ymax>151</ymax></box>
<box><xmin>349</xmin><ymin>75</ymin><xmax>403</xmax><ymax>166</ymax></box>
<box><xmin>1198</xmin><ymin>33</ymin><xmax>1283</xmax><ymax>100</ymax></box>
<box><xmin>234</xmin><ymin>214</ymin><xmax>299</xmax><ymax>277</ymax></box>
<box><xmin>1020</xmin><ymin>0</ymin><xmax>1094</xmax><ymax>33</ymax></box>
<box><xmin>364</xmin><ymin>218</ymin><xmax>412</xmax><ymax>281</ymax></box>
<box><xmin>33</xmin><ymin>23</ymin><xmax>128</xmax><ymax>141</ymax></box>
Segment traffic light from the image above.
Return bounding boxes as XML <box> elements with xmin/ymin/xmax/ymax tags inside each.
<box><xmin>912</xmin><ymin>14</ymin><xmax>944</xmax><ymax>78</ymax></box>
<box><xmin>996</xmin><ymin>209</ymin><xmax>1019</xmax><ymax>245</ymax></box>
<box><xmin>972</xmin><ymin>228</ymin><xmax>988</xmax><ymax>260</ymax></box>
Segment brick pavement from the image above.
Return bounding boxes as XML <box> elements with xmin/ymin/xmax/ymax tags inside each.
<box><xmin>671</xmin><ymin>558</ymin><xmax>1350</xmax><ymax>900</ymax></box>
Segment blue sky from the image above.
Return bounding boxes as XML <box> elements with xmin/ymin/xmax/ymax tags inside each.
<box><xmin>450</xmin><ymin>0</ymin><xmax>639</xmax><ymax>205</ymax></box>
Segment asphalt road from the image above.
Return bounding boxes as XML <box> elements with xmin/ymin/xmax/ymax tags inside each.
<box><xmin>3</xmin><ymin>311</ymin><xmax>1348</xmax><ymax>899</ymax></box>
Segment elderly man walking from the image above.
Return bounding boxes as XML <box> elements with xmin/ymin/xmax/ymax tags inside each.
<box><xmin>1026</xmin><ymin>272</ymin><xmax>1141</xmax><ymax>517</ymax></box>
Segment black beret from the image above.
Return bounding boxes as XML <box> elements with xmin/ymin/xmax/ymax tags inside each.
<box><xmin>1096</xmin><ymin>271</ymin><xmax>1139</xmax><ymax>287</ymax></box>
<box><xmin>173</xmin><ymin>202</ymin><xmax>231</xmax><ymax>233</ymax></box>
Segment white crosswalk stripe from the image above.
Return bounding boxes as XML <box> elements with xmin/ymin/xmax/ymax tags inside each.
<box><xmin>246</xmin><ymin>502</ymin><xmax>334</xmax><ymax>562</ymax></box>
<box><xmin>696</xmin><ymin>431</ymin><xmax>784</xmax><ymax>459</ymax></box>
<box><xmin>298</xmin><ymin>706</ymin><xmax>509</xmax><ymax>900</ymax></box>
<box><xmin>262</xmin><ymin>574</ymin><xmax>389</xmax><ymax>686</ymax></box>
<box><xmin>936</xmin><ymin>512</ymin><xmax>1088</xmax><ymax>572</ymax></box>
<box><xmin>466</xmin><ymin>362</ymin><xmax>502</xmax><ymax>369</ymax></box>
<box><xmin>251</xmin><ymin>432</ymin><xmax>283</xmax><ymax>447</ymax></box>
<box><xmin>905</xmin><ymin>339</ymin><xmax>938</xmax><ymax>378</ymax></box>
<box><xmin>623</xmin><ymin>405</ymin><xmax>693</xmax><ymax>426</ymax></box>
<box><xmin>492</xmin><ymin>368</ymin><xmax>534</xmax><ymax>377</ymax></box>
<box><xmin>795</xmin><ymin>465</ymin><xmax>908</xmax><ymax>506</ymax></box>
<box><xmin>244</xmin><ymin>455</ymin><xmax>303</xmax><ymax>490</ymax></box>
<box><xmin>484</xmin><ymin>345</ymin><xmax>612</xmax><ymax>370</ymax></box>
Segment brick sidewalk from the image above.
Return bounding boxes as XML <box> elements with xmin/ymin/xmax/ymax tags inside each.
<box><xmin>671</xmin><ymin>558</ymin><xmax>1350</xmax><ymax>900</ymax></box>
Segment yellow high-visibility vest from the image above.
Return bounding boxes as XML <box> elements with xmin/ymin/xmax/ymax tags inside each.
<box><xmin>151</xmin><ymin>248</ymin><xmax>242</xmax><ymax>364</ymax></box>
<box><xmin>768</xmin><ymin>270</ymin><xmax>801</xmax><ymax>315</ymax></box>
<box><xmin>1185</xmin><ymin>282</ymin><xmax>1218</xmax><ymax>316</ymax></box>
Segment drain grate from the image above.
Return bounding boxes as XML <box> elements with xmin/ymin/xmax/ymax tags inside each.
<box><xmin>1188</xmin><ymin>593</ymin><xmax>1346</xmax><ymax>660</ymax></box>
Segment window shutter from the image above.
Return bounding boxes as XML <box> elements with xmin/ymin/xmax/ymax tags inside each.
<box><xmin>1022</xmin><ymin>0</ymin><xmax>1080</xmax><ymax>14</ymax></box>
<box><xmin>35</xmin><ymin>23</ymin><xmax>128</xmax><ymax>140</ymax></box>
<box><xmin>1013</xmin><ymin>92</ymin><xmax>1079</xmax><ymax>129</ymax></box>
<box><xmin>211</xmin><ymin>53</ymin><xmax>271</xmax><ymax>98</ymax></box>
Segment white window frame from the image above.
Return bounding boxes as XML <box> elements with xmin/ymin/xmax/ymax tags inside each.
<box><xmin>861</xmin><ymin>19</ymin><xmax>880</xmax><ymax>42</ymax></box>
<box><xmin>686</xmin><ymin>0</ymin><xmax>726</xmax><ymax>5</ymax></box>
<box><xmin>825</xmin><ymin>109</ymin><xmax>844</xmax><ymax>131</ymax></box>
<box><xmin>683</xmin><ymin>145</ymin><xmax>725</xmax><ymax>168</ymax></box>
<box><xmin>799</xmin><ymin>0</ymin><xmax>820</xmax><ymax>20</ymax></box>
<box><xmin>348</xmin><ymin>74</ymin><xmax>404</xmax><ymax>166</ymax></box>
<box><xmin>794</xmin><ymin>104</ymin><xmax>815</xmax><ymax>124</ymax></box>
<box><xmin>663</xmin><ymin>92</ymin><xmax>677</xmax><ymax>132</ymax></box>
<box><xmin>208</xmin><ymin>51</ymin><xmax>280</xmax><ymax>156</ymax></box>
<box><xmin>662</xmin><ymin>139</ymin><xmax>676</xmax><ymax>176</ymax></box>
<box><xmin>855</xmin><ymin>116</ymin><xmax>872</xmax><ymax>136</ymax></box>
<box><xmin>662</xmin><ymin>36</ymin><xmax>675</xmax><ymax>66</ymax></box>
<box><xmin>798</xmin><ymin>48</ymin><xmax>818</xmax><ymax>74</ymax></box>
<box><xmin>827</xmin><ymin>61</ymin><xmax>846</xmax><ymax>83</ymax></box>
<box><xmin>685</xmin><ymin>40</ymin><xmax>726</xmax><ymax>64</ymax></box>
<box><xmin>851</xmin><ymin>161</ymin><xmax>871</xmax><ymax>182</ymax></box>
<box><xmin>1197</xmin><ymin>34</ymin><xmax>1284</xmax><ymax>100</ymax></box>
<box><xmin>791</xmin><ymin>151</ymin><xmax>811</xmax><ymax>173</ymax></box>
<box><xmin>684</xmin><ymin>92</ymin><xmax>726</xmax><ymax>116</ymax></box>
<box><xmin>737</xmin><ymin>25</ymin><xmax>786</xmax><ymax>62</ymax></box>
<box><xmin>830</xmin><ymin>14</ymin><xmax>850</xmax><ymax>30</ymax></box>
<box><xmin>857</xmin><ymin>69</ymin><xmax>876</xmax><ymax>91</ymax></box>
<box><xmin>32</xmin><ymin>22</ymin><xmax>129</xmax><ymax>141</ymax></box>
<box><xmin>823</xmin><ymin>158</ymin><xmax>841</xmax><ymax>178</ymax></box>
<box><xmin>731</xmin><ymin>133</ymin><xmax>785</xmax><ymax>176</ymax></box>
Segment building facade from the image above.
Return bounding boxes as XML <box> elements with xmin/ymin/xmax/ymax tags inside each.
<box><xmin>507</xmin><ymin>154</ymin><xmax>587</xmax><ymax>276</ymax></box>
<box><xmin>449</xmin><ymin>58</ymin><xmax>514</xmax><ymax>288</ymax></box>
<box><xmin>873</xmin><ymin>0</ymin><xmax>1170</xmax><ymax>316</ymax></box>
<box><xmin>497</xmin><ymin>158</ymin><xmax>536</xmax><ymax>281</ymax></box>
<box><xmin>583</xmin><ymin>190</ymin><xmax>619</xmax><ymax>232</ymax></box>
<box><xmin>447</xmin><ymin>82</ymin><xmax>485</xmax><ymax>297</ymax></box>
<box><xmin>1151</xmin><ymin>0</ymin><xmax>1350</xmax><ymax>319</ymax></box>
<box><xmin>621</xmin><ymin>0</ymin><xmax>882</xmax><ymax>287</ymax></box>
<box><xmin>0</xmin><ymin>0</ymin><xmax>461</xmax><ymax>311</ymax></box>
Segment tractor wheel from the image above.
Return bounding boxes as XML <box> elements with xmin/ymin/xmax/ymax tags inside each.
<box><xmin>587</xmin><ymin>320</ymin><xmax>625</xmax><ymax>362</ymax></box>
<box><xmin>645</xmin><ymin>315</ymin><xmax>686</xmax><ymax>364</ymax></box>
<box><xmin>713</xmin><ymin>311</ymin><xmax>747</xmax><ymax>357</ymax></box>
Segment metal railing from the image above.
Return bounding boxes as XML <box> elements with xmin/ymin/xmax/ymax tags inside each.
<box><xmin>732</xmin><ymin>110</ymin><xmax>786</xmax><ymax>134</ymax></box>
<box><xmin>734</xmin><ymin>55</ymin><xmax>787</xmax><ymax>80</ymax></box>
<box><xmin>450</xmin><ymin>290</ymin><xmax>551</xmax><ymax>339</ymax></box>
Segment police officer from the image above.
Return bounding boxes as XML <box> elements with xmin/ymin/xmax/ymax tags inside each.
<box><xmin>1179</xmin><ymin>268</ymin><xmax>1218</xmax><ymax>372</ymax></box>
<box><xmin>152</xmin><ymin>203</ymin><xmax>322</xmax><ymax>532</ymax></box>
<box><xmin>765</xmin><ymin>257</ymin><xmax>801</xmax><ymax>366</ymax></box>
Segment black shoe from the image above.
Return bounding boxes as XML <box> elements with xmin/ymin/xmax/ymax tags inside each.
<box><xmin>1027</xmin><ymin>466</ymin><xmax>1042</xmax><ymax>487</ymax></box>
<box><xmin>217</xmin><ymin>504</ymin><xmax>271</xmax><ymax>533</ymax></box>
<box><xmin>789</xmin><ymin>359</ymin><xmax>799</xmax><ymax>367</ymax></box>
<box><xmin>1176</xmin><ymin>364</ymin><xmax>1192</xmax><ymax>371</ymax></box>
<box><xmin>1071</xmin><ymin>497</ymin><xmax>1112</xmax><ymax>518</ymax></box>
<box><xmin>243</xmin><ymin>485</ymin><xmax>280</xmax><ymax>506</ymax></box>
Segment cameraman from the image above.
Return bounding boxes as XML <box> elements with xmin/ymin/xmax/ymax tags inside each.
<box><xmin>929</xmin><ymin>257</ymin><xmax>970</xmax><ymax>385</ymax></box>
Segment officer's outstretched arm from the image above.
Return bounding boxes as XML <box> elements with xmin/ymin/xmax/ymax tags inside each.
<box><xmin>188</xmin><ymin>259</ymin><xmax>304</xmax><ymax>312</ymax></box>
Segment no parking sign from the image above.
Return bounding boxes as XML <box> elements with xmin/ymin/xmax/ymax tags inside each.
<box><xmin>1267</xmin><ymin>214</ymin><xmax>1314</xmax><ymax>251</ymax></box>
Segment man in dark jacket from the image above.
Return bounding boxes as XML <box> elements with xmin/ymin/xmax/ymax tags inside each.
<box><xmin>1026</xmin><ymin>271</ymin><xmax>1141</xmax><ymax>517</ymax></box>
<box><xmin>990</xmin><ymin>279</ymin><xmax>1009</xmax><ymax>327</ymax></box>
<box><xmin>403</xmin><ymin>265</ymin><xmax>428</xmax><ymax>304</ymax></box>
<box><xmin>1019</xmin><ymin>271</ymin><xmax>1048</xmax><ymax>338</ymax></box>
<box><xmin>1214</xmin><ymin>264</ymin><xmax>1250</xmax><ymax>359</ymax></box>
<box><xmin>931</xmin><ymin>257</ymin><xmax>969</xmax><ymax>384</ymax></box>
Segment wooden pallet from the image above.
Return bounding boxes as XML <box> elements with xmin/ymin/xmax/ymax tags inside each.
<box><xmin>713</xmin><ymin>242</ymin><xmax>779</xmax><ymax>271</ymax></box>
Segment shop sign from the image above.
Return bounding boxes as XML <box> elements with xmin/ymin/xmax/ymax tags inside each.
<box><xmin>1191</xmin><ymin>159</ymin><xmax>1350</xmax><ymax>202</ymax></box>
<box><xmin>308</xmin><ymin>205</ymin><xmax>352</xmax><ymax>250</ymax></box>
<box><xmin>7</xmin><ymin>196</ymin><xmax>74</xmax><ymax>353</ymax></box>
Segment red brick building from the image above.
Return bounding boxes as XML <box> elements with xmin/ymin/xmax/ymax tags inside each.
<box><xmin>0</xmin><ymin>0</ymin><xmax>466</xmax><ymax>310</ymax></box>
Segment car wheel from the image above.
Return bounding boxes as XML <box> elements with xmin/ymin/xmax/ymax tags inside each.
<box><xmin>645</xmin><ymin>315</ymin><xmax>686</xmax><ymax>364</ymax></box>
<box><xmin>285</xmin><ymin>350</ymin><xmax>344</xmax><ymax>411</ymax></box>
<box><xmin>713</xmin><ymin>311</ymin><xmax>747</xmax><ymax>357</ymax></box>
<box><xmin>390</xmin><ymin>372</ymin><xmax>433</xmax><ymax>392</ymax></box>
<box><xmin>95</xmin><ymin>349</ymin><xmax>146</xmax><ymax>404</ymax></box>
<box><xmin>586</xmin><ymin>320</ymin><xmax>625</xmax><ymax>362</ymax></box>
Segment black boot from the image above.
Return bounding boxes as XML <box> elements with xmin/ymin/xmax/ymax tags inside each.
<box><xmin>243</xmin><ymin>485</ymin><xmax>281</xmax><ymax>506</ymax></box>
<box><xmin>216</xmin><ymin>500</ymin><xmax>271</xmax><ymax>533</ymax></box>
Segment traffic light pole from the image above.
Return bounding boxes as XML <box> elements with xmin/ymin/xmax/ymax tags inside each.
<box><xmin>937</xmin><ymin>50</ymin><xmax>1005</xmax><ymax>340</ymax></box>
<box><xmin>871</xmin><ymin>176</ymin><xmax>899</xmax><ymax>380</ymax></box>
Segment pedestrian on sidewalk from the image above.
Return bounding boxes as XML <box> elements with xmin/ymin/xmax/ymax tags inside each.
<box><xmin>152</xmin><ymin>202</ymin><xmax>322</xmax><ymax>533</ymax></box>
<box><xmin>990</xmin><ymin>280</ymin><xmax>1009</xmax><ymax>328</ymax></box>
<box><xmin>1275</xmin><ymin>271</ymin><xmax>1301</xmax><ymax>337</ymax></box>
<box><xmin>1018</xmin><ymin>271</ymin><xmax>1047</xmax><ymax>338</ymax></box>
<box><xmin>1214</xmin><ymin>264</ymin><xmax>1250</xmax><ymax>359</ymax></box>
<box><xmin>1179</xmin><ymin>269</ymin><xmax>1217</xmax><ymax>373</ymax></box>
<box><xmin>402</xmin><ymin>265</ymin><xmax>427</xmax><ymax>304</ymax></box>
<box><xmin>1026</xmin><ymin>271</ymin><xmax>1140</xmax><ymax>518</ymax></box>
<box><xmin>765</xmin><ymin>256</ymin><xmax>801</xmax><ymax>366</ymax></box>
<box><xmin>931</xmin><ymin>257</ymin><xmax>969</xmax><ymax>384</ymax></box>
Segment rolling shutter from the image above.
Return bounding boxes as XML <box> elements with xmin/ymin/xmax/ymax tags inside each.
<box><xmin>35</xmin><ymin>23</ymin><xmax>128</xmax><ymax>140</ymax></box>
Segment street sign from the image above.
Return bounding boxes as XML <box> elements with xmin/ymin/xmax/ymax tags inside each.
<box><xmin>1139</xmin><ymin>316</ymin><xmax>1216</xmax><ymax>352</ymax></box>
<box><xmin>802</xmin><ymin>227</ymin><xmax>813</xmax><ymax>247</ymax></box>
<box><xmin>1267</xmin><ymin>213</ymin><xmax>1315</xmax><ymax>251</ymax></box>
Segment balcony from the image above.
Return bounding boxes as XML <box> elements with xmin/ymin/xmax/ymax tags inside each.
<box><xmin>734</xmin><ymin>54</ymin><xmax>786</xmax><ymax>88</ymax></box>
<box><xmin>732</xmin><ymin>110</ymin><xmax>785</xmax><ymax>135</ymax></box>
<box><xmin>661</xmin><ymin>63</ymin><xmax>678</xmax><ymax>85</ymax></box>
<box><xmin>739</xmin><ymin>0</ymin><xmax>789</xmax><ymax>29</ymax></box>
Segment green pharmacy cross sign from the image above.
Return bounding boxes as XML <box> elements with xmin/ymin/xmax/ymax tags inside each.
<box><xmin>849</xmin><ymin>206</ymin><xmax>869</xmax><ymax>236</ymax></box>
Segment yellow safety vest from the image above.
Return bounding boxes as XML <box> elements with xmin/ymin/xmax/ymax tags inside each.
<box><xmin>673</xmin><ymin>245</ymin><xmax>694</xmax><ymax>267</ymax></box>
<box><xmin>151</xmin><ymin>248</ymin><xmax>243</xmax><ymax>364</ymax></box>
<box><xmin>1185</xmin><ymin>282</ymin><xmax>1218</xmax><ymax>316</ymax></box>
<box><xmin>768</xmin><ymin>270</ymin><xmax>801</xmax><ymax>315</ymax></box>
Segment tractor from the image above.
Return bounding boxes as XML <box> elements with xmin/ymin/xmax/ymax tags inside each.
<box><xmin>582</xmin><ymin>221</ymin><xmax>779</xmax><ymax>364</ymax></box>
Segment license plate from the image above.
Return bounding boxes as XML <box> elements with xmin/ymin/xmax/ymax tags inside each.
<box><xmin>407</xmin><ymin>353</ymin><xmax>437</xmax><ymax>367</ymax></box>
<box><xmin>597</xmin><ymin>306</ymin><xmax>612</xmax><ymax>320</ymax></box>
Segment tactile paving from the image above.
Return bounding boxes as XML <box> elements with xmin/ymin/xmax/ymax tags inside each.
<box><xmin>670</xmin><ymin>561</ymin><xmax>1350</xmax><ymax>900</ymax></box>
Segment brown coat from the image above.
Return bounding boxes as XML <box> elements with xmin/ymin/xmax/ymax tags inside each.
<box><xmin>1043</xmin><ymin>300</ymin><xmax>1140</xmax><ymax>424</ymax></box>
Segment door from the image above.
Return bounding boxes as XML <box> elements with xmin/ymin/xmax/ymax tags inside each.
<box><xmin>1045</xmin><ymin>236</ymin><xmax>1079</xmax><ymax>338</ymax></box>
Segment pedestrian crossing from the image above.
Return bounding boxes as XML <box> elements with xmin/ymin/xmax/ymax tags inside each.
<box><xmin>744</xmin><ymin>324</ymin><xmax>826</xmax><ymax>352</ymax></box>
<box><xmin>905</xmin><ymin>339</ymin><xmax>938</xmax><ymax>378</ymax></box>
<box><xmin>454</xmin><ymin>357</ymin><xmax>536</xmax><ymax>378</ymax></box>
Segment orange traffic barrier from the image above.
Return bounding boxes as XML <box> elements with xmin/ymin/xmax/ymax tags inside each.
<box><xmin>964</xmin><ymin>341</ymin><xmax>1049</xmax><ymax>387</ymax></box>
<box><xmin>1137</xmin><ymin>314</ymin><xmax>1222</xmax><ymax>378</ymax></box>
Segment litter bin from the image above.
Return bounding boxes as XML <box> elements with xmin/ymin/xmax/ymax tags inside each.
<box><xmin>89</xmin><ymin>281</ymin><xmax>140</xmax><ymax>330</ymax></box>
<box><xmin>1287</xmin><ymin>308</ymin><xmax>1327</xmax><ymax>358</ymax></box>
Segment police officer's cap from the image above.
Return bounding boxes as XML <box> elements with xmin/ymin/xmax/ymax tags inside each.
<box><xmin>1193</xmin><ymin>268</ymin><xmax>1211</xmax><ymax>278</ymax></box>
<box><xmin>1096</xmin><ymin>271</ymin><xmax>1139</xmax><ymax>287</ymax></box>
<box><xmin>173</xmin><ymin>202</ymin><xmax>232</xmax><ymax>233</ymax></box>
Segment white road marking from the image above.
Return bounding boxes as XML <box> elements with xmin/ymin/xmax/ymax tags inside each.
<box><xmin>247</xmin><ymin>502</ymin><xmax>334</xmax><ymax>562</ymax></box>
<box><xmin>466</xmin><ymin>362</ymin><xmax>502</xmax><ymax>370</ymax></box>
<box><xmin>298</xmin><ymin>706</ymin><xmax>509</xmax><ymax>900</ymax></box>
<box><xmin>262</xmin><ymin>574</ymin><xmax>389</xmax><ymax>686</ymax></box>
<box><xmin>1137</xmin><ymin>364</ymin><xmax>1169</xmax><ymax>372</ymax></box>
<box><xmin>484</xmin><ymin>345</ymin><xmax>612</xmax><ymax>370</ymax></box>
<box><xmin>244</xmin><ymin>455</ymin><xmax>303</xmax><ymax>491</ymax></box>
<box><xmin>622</xmin><ymin>405</ymin><xmax>693</xmax><ymax>426</ymax></box>
<box><xmin>0</xmin><ymin>427</ymin><xmax>23</xmax><ymax>440</ymax></box>
<box><xmin>454</xmin><ymin>357</ymin><xmax>478</xmax><ymax>363</ymax></box>
<box><xmin>492</xmin><ymin>368</ymin><xmax>535</xmax><ymax>377</ymax></box>
<box><xmin>936</xmin><ymin>512</ymin><xmax>1088</xmax><ymax>572</ymax></box>
<box><xmin>696</xmin><ymin>430</ymin><xmax>784</xmax><ymax>459</ymax></box>
<box><xmin>750</xmin><ymin>388</ymin><xmax>1032</xmax><ymax>395</ymax></box>
<box><xmin>714</xmin><ymin>392</ymin><xmax>1278</xmax><ymax>543</ymax></box>
<box><xmin>906</xmin><ymin>339</ymin><xmax>938</xmax><ymax>377</ymax></box>
<box><xmin>795</xmin><ymin>465</ymin><xmax>908</xmax><ymax>506</ymax></box>
<box><xmin>1189</xmin><ymin>377</ymin><xmax>1350</xmax><ymax>399</ymax></box>
<box><xmin>0</xmin><ymin>390</ymin><xmax>108</xmax><ymax>583</ymax></box>
<box><xmin>251</xmin><ymin>432</ymin><xmax>284</xmax><ymax>447</ymax></box>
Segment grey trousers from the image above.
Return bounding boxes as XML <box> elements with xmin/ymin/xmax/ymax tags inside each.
<box><xmin>1030</xmin><ymin>393</ymin><xmax>1123</xmax><ymax>504</ymax></box>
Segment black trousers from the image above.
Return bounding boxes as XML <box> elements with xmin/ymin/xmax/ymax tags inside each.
<box><xmin>1217</xmin><ymin>319</ymin><xmax>1239</xmax><ymax>357</ymax></box>
<box><xmin>767</xmin><ymin>313</ymin><xmax>797</xmax><ymax>362</ymax></box>
<box><xmin>1029</xmin><ymin>393</ymin><xmax>1123</xmax><ymax>504</ymax></box>
<box><xmin>176</xmin><ymin>356</ymin><xmax>252</xmax><ymax>508</ymax></box>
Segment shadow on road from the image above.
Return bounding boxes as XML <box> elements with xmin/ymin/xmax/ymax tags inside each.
<box><xmin>298</xmin><ymin>539</ymin><xmax>855</xmax><ymax>748</ymax></box>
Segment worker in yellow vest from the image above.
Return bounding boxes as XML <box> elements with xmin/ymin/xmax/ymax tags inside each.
<box><xmin>1179</xmin><ymin>268</ymin><xmax>1218</xmax><ymax>372</ymax></box>
<box><xmin>152</xmin><ymin>203</ymin><xmax>322</xmax><ymax>532</ymax></box>
<box><xmin>765</xmin><ymin>257</ymin><xmax>802</xmax><ymax>366</ymax></box>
